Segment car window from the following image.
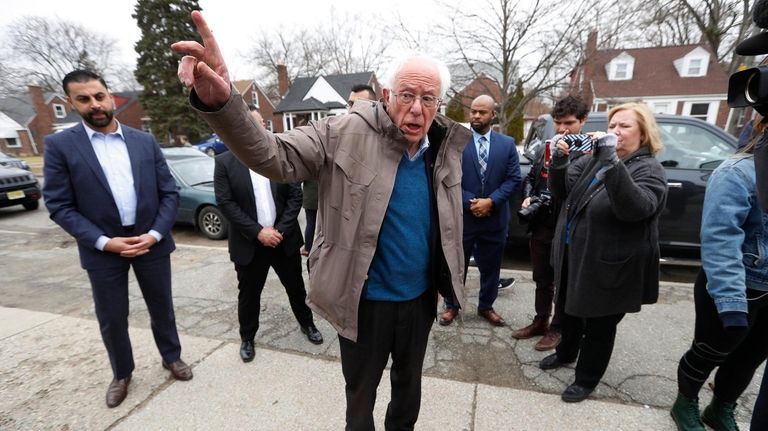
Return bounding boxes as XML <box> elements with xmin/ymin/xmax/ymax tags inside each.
<box><xmin>657</xmin><ymin>123</ymin><xmax>734</xmax><ymax>169</ymax></box>
<box><xmin>171</xmin><ymin>158</ymin><xmax>215</xmax><ymax>186</ymax></box>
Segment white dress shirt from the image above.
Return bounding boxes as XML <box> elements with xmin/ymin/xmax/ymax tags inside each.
<box><xmin>83</xmin><ymin>121</ymin><xmax>162</xmax><ymax>250</ymax></box>
<box><xmin>249</xmin><ymin>170</ymin><xmax>276</xmax><ymax>227</ymax></box>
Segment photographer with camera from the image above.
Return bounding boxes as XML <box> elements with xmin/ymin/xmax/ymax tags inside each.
<box><xmin>538</xmin><ymin>102</ymin><xmax>668</xmax><ymax>403</ymax></box>
<box><xmin>511</xmin><ymin>95</ymin><xmax>589</xmax><ymax>351</ymax></box>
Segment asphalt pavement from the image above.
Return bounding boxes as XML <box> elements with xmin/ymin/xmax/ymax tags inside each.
<box><xmin>0</xmin><ymin>204</ymin><xmax>759</xmax><ymax>430</ymax></box>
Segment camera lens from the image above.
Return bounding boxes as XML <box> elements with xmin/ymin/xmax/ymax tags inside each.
<box><xmin>746</xmin><ymin>70</ymin><xmax>761</xmax><ymax>104</ymax></box>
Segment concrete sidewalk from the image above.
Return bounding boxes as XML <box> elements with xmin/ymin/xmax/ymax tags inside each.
<box><xmin>1</xmin><ymin>305</ymin><xmax>692</xmax><ymax>431</ymax></box>
<box><xmin>0</xmin><ymin>222</ymin><xmax>760</xmax><ymax>430</ymax></box>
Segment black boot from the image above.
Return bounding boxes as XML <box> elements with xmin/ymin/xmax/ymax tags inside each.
<box><xmin>670</xmin><ymin>392</ymin><xmax>705</xmax><ymax>431</ymax></box>
<box><xmin>701</xmin><ymin>396</ymin><xmax>739</xmax><ymax>431</ymax></box>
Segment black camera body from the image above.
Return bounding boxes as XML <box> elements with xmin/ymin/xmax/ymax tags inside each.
<box><xmin>560</xmin><ymin>134</ymin><xmax>595</xmax><ymax>153</ymax></box>
<box><xmin>517</xmin><ymin>192</ymin><xmax>552</xmax><ymax>223</ymax></box>
<box><xmin>727</xmin><ymin>65</ymin><xmax>768</xmax><ymax>116</ymax></box>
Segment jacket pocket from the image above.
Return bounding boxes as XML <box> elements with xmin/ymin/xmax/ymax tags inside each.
<box><xmin>596</xmin><ymin>253</ymin><xmax>635</xmax><ymax>290</ymax></box>
<box><xmin>329</xmin><ymin>151</ymin><xmax>376</xmax><ymax>221</ymax></box>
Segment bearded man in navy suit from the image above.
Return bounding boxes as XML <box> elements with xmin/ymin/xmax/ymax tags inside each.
<box><xmin>439</xmin><ymin>95</ymin><xmax>521</xmax><ymax>326</ymax></box>
<box><xmin>43</xmin><ymin>70</ymin><xmax>192</xmax><ymax>408</ymax></box>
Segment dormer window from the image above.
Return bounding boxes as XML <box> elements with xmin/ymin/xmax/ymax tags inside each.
<box><xmin>614</xmin><ymin>63</ymin><xmax>628</xmax><ymax>79</ymax></box>
<box><xmin>606</xmin><ymin>52</ymin><xmax>634</xmax><ymax>81</ymax></box>
<box><xmin>688</xmin><ymin>59</ymin><xmax>702</xmax><ymax>76</ymax></box>
<box><xmin>675</xmin><ymin>47</ymin><xmax>710</xmax><ymax>77</ymax></box>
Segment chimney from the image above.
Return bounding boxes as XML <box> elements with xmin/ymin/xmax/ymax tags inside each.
<box><xmin>580</xmin><ymin>30</ymin><xmax>598</xmax><ymax>109</ymax></box>
<box><xmin>277</xmin><ymin>64</ymin><xmax>289</xmax><ymax>98</ymax></box>
<box><xmin>28</xmin><ymin>84</ymin><xmax>54</xmax><ymax>144</ymax></box>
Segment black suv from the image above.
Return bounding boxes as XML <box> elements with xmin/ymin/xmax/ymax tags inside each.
<box><xmin>0</xmin><ymin>165</ymin><xmax>41</xmax><ymax>211</ymax></box>
<box><xmin>508</xmin><ymin>113</ymin><xmax>739</xmax><ymax>263</ymax></box>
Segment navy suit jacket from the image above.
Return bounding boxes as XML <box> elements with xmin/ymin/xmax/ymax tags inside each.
<box><xmin>43</xmin><ymin>123</ymin><xmax>178</xmax><ymax>269</ymax></box>
<box><xmin>213</xmin><ymin>151</ymin><xmax>304</xmax><ymax>266</ymax></box>
<box><xmin>462</xmin><ymin>130</ymin><xmax>521</xmax><ymax>235</ymax></box>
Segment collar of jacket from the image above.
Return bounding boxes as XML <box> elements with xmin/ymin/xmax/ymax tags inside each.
<box><xmin>351</xmin><ymin>101</ymin><xmax>464</xmax><ymax>154</ymax></box>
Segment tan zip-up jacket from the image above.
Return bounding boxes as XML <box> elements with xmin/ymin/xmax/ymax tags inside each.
<box><xmin>194</xmin><ymin>90</ymin><xmax>470</xmax><ymax>341</ymax></box>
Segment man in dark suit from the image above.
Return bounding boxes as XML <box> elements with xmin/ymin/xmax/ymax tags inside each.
<box><xmin>214</xmin><ymin>113</ymin><xmax>323</xmax><ymax>363</ymax></box>
<box><xmin>43</xmin><ymin>70</ymin><xmax>192</xmax><ymax>408</ymax></box>
<box><xmin>440</xmin><ymin>95</ymin><xmax>521</xmax><ymax>326</ymax></box>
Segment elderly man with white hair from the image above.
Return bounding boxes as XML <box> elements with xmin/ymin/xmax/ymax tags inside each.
<box><xmin>172</xmin><ymin>11</ymin><xmax>471</xmax><ymax>430</ymax></box>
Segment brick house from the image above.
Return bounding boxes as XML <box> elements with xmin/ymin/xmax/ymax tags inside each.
<box><xmin>0</xmin><ymin>112</ymin><xmax>36</xmax><ymax>156</ymax></box>
<box><xmin>0</xmin><ymin>85</ymin><xmax>73</xmax><ymax>155</ymax></box>
<box><xmin>233</xmin><ymin>79</ymin><xmax>283</xmax><ymax>133</ymax></box>
<box><xmin>570</xmin><ymin>32</ymin><xmax>731</xmax><ymax>128</ymax></box>
<box><xmin>275</xmin><ymin>69</ymin><xmax>380</xmax><ymax>131</ymax></box>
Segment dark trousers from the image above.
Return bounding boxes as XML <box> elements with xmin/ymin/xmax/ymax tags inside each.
<box><xmin>445</xmin><ymin>229</ymin><xmax>505</xmax><ymax>311</ymax></box>
<box><xmin>677</xmin><ymin>269</ymin><xmax>768</xmax><ymax>402</ymax></box>
<box><xmin>303</xmin><ymin>208</ymin><xmax>317</xmax><ymax>252</ymax></box>
<box><xmin>86</xmin><ymin>254</ymin><xmax>181</xmax><ymax>380</ymax></box>
<box><xmin>555</xmin><ymin>310</ymin><xmax>625</xmax><ymax>389</ymax></box>
<box><xmin>235</xmin><ymin>247</ymin><xmax>314</xmax><ymax>341</ymax></box>
<box><xmin>529</xmin><ymin>223</ymin><xmax>561</xmax><ymax>328</ymax></box>
<box><xmin>338</xmin><ymin>291</ymin><xmax>434</xmax><ymax>431</ymax></box>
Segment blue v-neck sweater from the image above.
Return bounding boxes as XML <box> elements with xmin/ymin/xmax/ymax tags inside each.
<box><xmin>365</xmin><ymin>153</ymin><xmax>431</xmax><ymax>301</ymax></box>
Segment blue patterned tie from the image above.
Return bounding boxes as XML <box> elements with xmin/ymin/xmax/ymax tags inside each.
<box><xmin>478</xmin><ymin>136</ymin><xmax>488</xmax><ymax>179</ymax></box>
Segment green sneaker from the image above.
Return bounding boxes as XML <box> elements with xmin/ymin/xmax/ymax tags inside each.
<box><xmin>670</xmin><ymin>392</ymin><xmax>705</xmax><ymax>431</ymax></box>
<box><xmin>702</xmin><ymin>396</ymin><xmax>739</xmax><ymax>431</ymax></box>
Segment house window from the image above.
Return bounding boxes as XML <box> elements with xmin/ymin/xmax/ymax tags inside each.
<box><xmin>251</xmin><ymin>90</ymin><xmax>259</xmax><ymax>108</ymax></box>
<box><xmin>5</xmin><ymin>137</ymin><xmax>20</xmax><ymax>148</ymax></box>
<box><xmin>614</xmin><ymin>63</ymin><xmax>628</xmax><ymax>80</ymax></box>
<box><xmin>53</xmin><ymin>104</ymin><xmax>66</xmax><ymax>118</ymax></box>
<box><xmin>266</xmin><ymin>120</ymin><xmax>273</xmax><ymax>132</ymax></box>
<box><xmin>689</xmin><ymin>103</ymin><xmax>710</xmax><ymax>121</ymax></box>
<box><xmin>688</xmin><ymin>59</ymin><xmax>703</xmax><ymax>76</ymax></box>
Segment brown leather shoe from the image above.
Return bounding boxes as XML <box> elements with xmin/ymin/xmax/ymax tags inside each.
<box><xmin>162</xmin><ymin>359</ymin><xmax>193</xmax><ymax>381</ymax></box>
<box><xmin>534</xmin><ymin>329</ymin><xmax>562</xmax><ymax>351</ymax></box>
<box><xmin>478</xmin><ymin>308</ymin><xmax>506</xmax><ymax>326</ymax></box>
<box><xmin>439</xmin><ymin>308</ymin><xmax>458</xmax><ymax>326</ymax></box>
<box><xmin>106</xmin><ymin>376</ymin><xmax>131</xmax><ymax>408</ymax></box>
<box><xmin>511</xmin><ymin>317</ymin><xmax>548</xmax><ymax>339</ymax></box>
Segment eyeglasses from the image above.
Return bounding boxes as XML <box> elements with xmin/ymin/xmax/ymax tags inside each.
<box><xmin>391</xmin><ymin>92</ymin><xmax>441</xmax><ymax>109</ymax></box>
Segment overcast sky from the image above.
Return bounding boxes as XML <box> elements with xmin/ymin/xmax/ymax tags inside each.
<box><xmin>0</xmin><ymin>0</ymin><xmax>440</xmax><ymax>81</ymax></box>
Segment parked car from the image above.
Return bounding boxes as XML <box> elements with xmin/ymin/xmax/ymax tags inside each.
<box><xmin>0</xmin><ymin>151</ymin><xmax>31</xmax><ymax>171</ymax></box>
<box><xmin>163</xmin><ymin>153</ymin><xmax>228</xmax><ymax>240</ymax></box>
<box><xmin>508</xmin><ymin>113</ymin><xmax>739</xmax><ymax>263</ymax></box>
<box><xmin>193</xmin><ymin>134</ymin><xmax>228</xmax><ymax>157</ymax></box>
<box><xmin>162</xmin><ymin>146</ymin><xmax>210</xmax><ymax>160</ymax></box>
<box><xmin>0</xmin><ymin>166</ymin><xmax>41</xmax><ymax>210</ymax></box>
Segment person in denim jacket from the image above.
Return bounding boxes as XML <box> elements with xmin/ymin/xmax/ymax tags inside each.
<box><xmin>671</xmin><ymin>134</ymin><xmax>768</xmax><ymax>431</ymax></box>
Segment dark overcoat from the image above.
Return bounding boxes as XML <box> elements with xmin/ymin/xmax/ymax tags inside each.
<box><xmin>548</xmin><ymin>147</ymin><xmax>668</xmax><ymax>318</ymax></box>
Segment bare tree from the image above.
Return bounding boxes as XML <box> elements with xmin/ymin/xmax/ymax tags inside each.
<box><xmin>2</xmin><ymin>16</ymin><xmax>126</xmax><ymax>94</ymax></box>
<box><xmin>435</xmin><ymin>0</ymin><xmax>598</xmax><ymax>132</ymax></box>
<box><xmin>245</xmin><ymin>10</ymin><xmax>390</xmax><ymax>102</ymax></box>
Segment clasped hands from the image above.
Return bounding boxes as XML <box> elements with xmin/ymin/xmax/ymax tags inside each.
<box><xmin>258</xmin><ymin>227</ymin><xmax>283</xmax><ymax>248</ymax></box>
<box><xmin>470</xmin><ymin>198</ymin><xmax>493</xmax><ymax>218</ymax></box>
<box><xmin>104</xmin><ymin>234</ymin><xmax>157</xmax><ymax>258</ymax></box>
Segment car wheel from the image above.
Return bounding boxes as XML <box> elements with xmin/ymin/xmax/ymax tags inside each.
<box><xmin>22</xmin><ymin>200</ymin><xmax>39</xmax><ymax>211</ymax></box>
<box><xmin>205</xmin><ymin>148</ymin><xmax>216</xmax><ymax>157</ymax></box>
<box><xmin>197</xmin><ymin>206</ymin><xmax>228</xmax><ymax>240</ymax></box>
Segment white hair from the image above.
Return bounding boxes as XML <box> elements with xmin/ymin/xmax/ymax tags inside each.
<box><xmin>382</xmin><ymin>52</ymin><xmax>451</xmax><ymax>99</ymax></box>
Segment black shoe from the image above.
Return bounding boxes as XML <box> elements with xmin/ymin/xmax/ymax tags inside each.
<box><xmin>498</xmin><ymin>277</ymin><xmax>516</xmax><ymax>289</ymax></box>
<box><xmin>301</xmin><ymin>325</ymin><xmax>324</xmax><ymax>345</ymax></box>
<box><xmin>538</xmin><ymin>353</ymin><xmax>574</xmax><ymax>370</ymax></box>
<box><xmin>240</xmin><ymin>340</ymin><xmax>255</xmax><ymax>362</ymax></box>
<box><xmin>561</xmin><ymin>384</ymin><xmax>594</xmax><ymax>403</ymax></box>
